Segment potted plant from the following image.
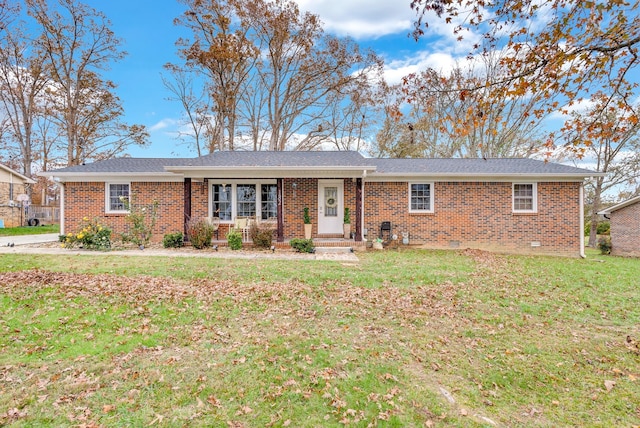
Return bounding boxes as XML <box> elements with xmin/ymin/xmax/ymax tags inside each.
<box><xmin>303</xmin><ymin>207</ymin><xmax>312</xmax><ymax>239</ymax></box>
<box><xmin>343</xmin><ymin>207</ymin><xmax>351</xmax><ymax>239</ymax></box>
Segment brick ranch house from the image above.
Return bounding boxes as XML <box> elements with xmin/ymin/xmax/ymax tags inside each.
<box><xmin>0</xmin><ymin>164</ymin><xmax>35</xmax><ymax>228</ymax></box>
<box><xmin>42</xmin><ymin>151</ymin><xmax>599</xmax><ymax>256</ymax></box>
<box><xmin>598</xmin><ymin>195</ymin><xmax>640</xmax><ymax>257</ymax></box>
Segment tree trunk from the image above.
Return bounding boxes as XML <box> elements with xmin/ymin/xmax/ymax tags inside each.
<box><xmin>588</xmin><ymin>178</ymin><xmax>603</xmax><ymax>248</ymax></box>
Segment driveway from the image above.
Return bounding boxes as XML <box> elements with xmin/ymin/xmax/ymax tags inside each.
<box><xmin>0</xmin><ymin>233</ymin><xmax>60</xmax><ymax>247</ymax></box>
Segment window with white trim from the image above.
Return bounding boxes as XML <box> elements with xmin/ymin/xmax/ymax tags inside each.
<box><xmin>211</xmin><ymin>182</ymin><xmax>277</xmax><ymax>221</ymax></box>
<box><xmin>409</xmin><ymin>182</ymin><xmax>434</xmax><ymax>213</ymax></box>
<box><xmin>106</xmin><ymin>183</ymin><xmax>130</xmax><ymax>213</ymax></box>
<box><xmin>513</xmin><ymin>183</ymin><xmax>537</xmax><ymax>212</ymax></box>
<box><xmin>212</xmin><ymin>184</ymin><xmax>232</xmax><ymax>220</ymax></box>
<box><xmin>261</xmin><ymin>184</ymin><xmax>277</xmax><ymax>220</ymax></box>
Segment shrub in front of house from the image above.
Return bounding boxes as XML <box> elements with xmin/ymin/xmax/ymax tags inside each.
<box><xmin>249</xmin><ymin>222</ymin><xmax>273</xmax><ymax>249</ymax></box>
<box><xmin>289</xmin><ymin>238</ymin><xmax>314</xmax><ymax>253</ymax></box>
<box><xmin>163</xmin><ymin>232</ymin><xmax>184</xmax><ymax>248</ymax></box>
<box><xmin>63</xmin><ymin>217</ymin><xmax>111</xmax><ymax>250</ymax></box>
<box><xmin>598</xmin><ymin>236</ymin><xmax>612</xmax><ymax>255</ymax></box>
<box><xmin>227</xmin><ymin>229</ymin><xmax>243</xmax><ymax>250</ymax></box>
<box><xmin>187</xmin><ymin>219</ymin><xmax>214</xmax><ymax>249</ymax></box>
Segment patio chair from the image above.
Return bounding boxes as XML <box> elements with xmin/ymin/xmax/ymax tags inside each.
<box><xmin>234</xmin><ymin>217</ymin><xmax>250</xmax><ymax>242</ymax></box>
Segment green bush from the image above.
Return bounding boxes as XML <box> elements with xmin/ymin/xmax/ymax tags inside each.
<box><xmin>289</xmin><ymin>238</ymin><xmax>315</xmax><ymax>253</ymax></box>
<box><xmin>63</xmin><ymin>217</ymin><xmax>111</xmax><ymax>250</ymax></box>
<box><xmin>121</xmin><ymin>199</ymin><xmax>159</xmax><ymax>247</ymax></box>
<box><xmin>187</xmin><ymin>219</ymin><xmax>214</xmax><ymax>249</ymax></box>
<box><xmin>227</xmin><ymin>229</ymin><xmax>243</xmax><ymax>250</ymax></box>
<box><xmin>597</xmin><ymin>221</ymin><xmax>610</xmax><ymax>235</ymax></box>
<box><xmin>163</xmin><ymin>232</ymin><xmax>184</xmax><ymax>248</ymax></box>
<box><xmin>598</xmin><ymin>236</ymin><xmax>612</xmax><ymax>255</ymax></box>
<box><xmin>250</xmin><ymin>222</ymin><xmax>274</xmax><ymax>249</ymax></box>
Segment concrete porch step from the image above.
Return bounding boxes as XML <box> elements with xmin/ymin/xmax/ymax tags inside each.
<box><xmin>314</xmin><ymin>246</ymin><xmax>354</xmax><ymax>254</ymax></box>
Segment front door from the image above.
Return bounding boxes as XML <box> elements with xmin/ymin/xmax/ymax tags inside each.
<box><xmin>318</xmin><ymin>180</ymin><xmax>343</xmax><ymax>234</ymax></box>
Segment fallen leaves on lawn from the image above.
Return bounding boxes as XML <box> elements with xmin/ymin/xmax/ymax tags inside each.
<box><xmin>0</xmin><ymin>269</ymin><xmax>461</xmax><ymax>325</ymax></box>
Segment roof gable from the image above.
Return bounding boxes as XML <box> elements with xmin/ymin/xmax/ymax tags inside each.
<box><xmin>0</xmin><ymin>164</ymin><xmax>35</xmax><ymax>184</ymax></box>
<box><xmin>598</xmin><ymin>195</ymin><xmax>640</xmax><ymax>214</ymax></box>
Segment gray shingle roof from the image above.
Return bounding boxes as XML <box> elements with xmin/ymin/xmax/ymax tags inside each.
<box><xmin>370</xmin><ymin>158</ymin><xmax>596</xmax><ymax>176</ymax></box>
<box><xmin>46</xmin><ymin>158</ymin><xmax>194</xmax><ymax>174</ymax></box>
<box><xmin>43</xmin><ymin>151</ymin><xmax>598</xmax><ymax>178</ymax></box>
<box><xmin>188</xmin><ymin>150</ymin><xmax>372</xmax><ymax>167</ymax></box>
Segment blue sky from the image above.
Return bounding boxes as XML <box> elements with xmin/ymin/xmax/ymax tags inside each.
<box><xmin>86</xmin><ymin>0</ymin><xmax>463</xmax><ymax>158</ymax></box>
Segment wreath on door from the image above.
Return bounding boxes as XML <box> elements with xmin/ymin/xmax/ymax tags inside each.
<box><xmin>326</xmin><ymin>196</ymin><xmax>337</xmax><ymax>208</ymax></box>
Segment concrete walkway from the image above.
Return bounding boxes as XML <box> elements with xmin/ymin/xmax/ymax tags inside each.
<box><xmin>0</xmin><ymin>233</ymin><xmax>60</xmax><ymax>247</ymax></box>
<box><xmin>0</xmin><ymin>233</ymin><xmax>360</xmax><ymax>262</ymax></box>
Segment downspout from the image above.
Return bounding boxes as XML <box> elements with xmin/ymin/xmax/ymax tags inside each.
<box><xmin>59</xmin><ymin>181</ymin><xmax>65</xmax><ymax>235</ymax></box>
<box><xmin>361</xmin><ymin>170</ymin><xmax>366</xmax><ymax>241</ymax></box>
<box><xmin>579</xmin><ymin>183</ymin><xmax>586</xmax><ymax>258</ymax></box>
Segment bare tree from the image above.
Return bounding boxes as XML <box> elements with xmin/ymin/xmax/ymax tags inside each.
<box><xmin>171</xmin><ymin>0</ymin><xmax>382</xmax><ymax>152</ymax></box>
<box><xmin>161</xmin><ymin>65</ymin><xmax>219</xmax><ymax>156</ymax></box>
<box><xmin>243</xmin><ymin>0</ymin><xmax>381</xmax><ymax>151</ymax></box>
<box><xmin>27</xmin><ymin>0</ymin><xmax>148</xmax><ymax>166</ymax></box>
<box><xmin>376</xmin><ymin>56</ymin><xmax>544</xmax><ymax>158</ymax></box>
<box><xmin>175</xmin><ymin>0</ymin><xmax>258</xmax><ymax>151</ymax></box>
<box><xmin>0</xmin><ymin>19</ymin><xmax>49</xmax><ymax>176</ymax></box>
<box><xmin>562</xmin><ymin>93</ymin><xmax>640</xmax><ymax>247</ymax></box>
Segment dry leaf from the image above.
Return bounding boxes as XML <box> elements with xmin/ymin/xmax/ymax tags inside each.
<box><xmin>604</xmin><ymin>380</ymin><xmax>616</xmax><ymax>392</ymax></box>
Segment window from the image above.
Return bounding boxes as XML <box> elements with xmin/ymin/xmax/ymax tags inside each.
<box><xmin>106</xmin><ymin>183</ymin><xmax>129</xmax><ymax>213</ymax></box>
<box><xmin>261</xmin><ymin>184</ymin><xmax>277</xmax><ymax>220</ymax></box>
<box><xmin>513</xmin><ymin>183</ymin><xmax>537</xmax><ymax>212</ymax></box>
<box><xmin>212</xmin><ymin>185</ymin><xmax>232</xmax><ymax>220</ymax></box>
<box><xmin>409</xmin><ymin>182</ymin><xmax>434</xmax><ymax>213</ymax></box>
<box><xmin>236</xmin><ymin>184</ymin><xmax>256</xmax><ymax>217</ymax></box>
<box><xmin>211</xmin><ymin>182</ymin><xmax>277</xmax><ymax>221</ymax></box>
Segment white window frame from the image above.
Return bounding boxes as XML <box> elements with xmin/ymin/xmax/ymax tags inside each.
<box><xmin>408</xmin><ymin>182</ymin><xmax>434</xmax><ymax>213</ymax></box>
<box><xmin>210</xmin><ymin>180</ymin><xmax>277</xmax><ymax>222</ymax></box>
<box><xmin>512</xmin><ymin>183</ymin><xmax>537</xmax><ymax>213</ymax></box>
<box><xmin>105</xmin><ymin>182</ymin><xmax>130</xmax><ymax>214</ymax></box>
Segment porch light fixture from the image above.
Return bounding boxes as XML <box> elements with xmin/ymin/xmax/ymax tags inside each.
<box><xmin>292</xmin><ymin>182</ymin><xmax>297</xmax><ymax>189</ymax></box>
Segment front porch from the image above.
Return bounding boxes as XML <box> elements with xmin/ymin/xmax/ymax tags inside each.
<box><xmin>183</xmin><ymin>176</ymin><xmax>367</xmax><ymax>244</ymax></box>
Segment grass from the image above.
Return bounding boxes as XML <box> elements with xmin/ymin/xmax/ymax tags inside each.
<box><xmin>0</xmin><ymin>224</ymin><xmax>59</xmax><ymax>236</ymax></box>
<box><xmin>0</xmin><ymin>248</ymin><xmax>638</xmax><ymax>427</ymax></box>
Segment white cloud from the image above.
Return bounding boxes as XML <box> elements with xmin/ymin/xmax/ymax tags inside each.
<box><xmin>149</xmin><ymin>118</ymin><xmax>179</xmax><ymax>132</ymax></box>
<box><xmin>294</xmin><ymin>0</ymin><xmax>414</xmax><ymax>39</ymax></box>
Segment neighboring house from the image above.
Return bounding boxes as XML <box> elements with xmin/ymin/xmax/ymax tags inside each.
<box><xmin>598</xmin><ymin>196</ymin><xmax>640</xmax><ymax>257</ymax></box>
<box><xmin>41</xmin><ymin>151</ymin><xmax>598</xmax><ymax>256</ymax></box>
<box><xmin>0</xmin><ymin>164</ymin><xmax>35</xmax><ymax>228</ymax></box>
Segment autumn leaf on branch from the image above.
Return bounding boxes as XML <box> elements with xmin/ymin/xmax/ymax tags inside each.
<box><xmin>409</xmin><ymin>0</ymin><xmax>640</xmax><ymax>150</ymax></box>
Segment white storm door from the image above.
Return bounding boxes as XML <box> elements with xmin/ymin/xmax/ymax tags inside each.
<box><xmin>318</xmin><ymin>180</ymin><xmax>343</xmax><ymax>234</ymax></box>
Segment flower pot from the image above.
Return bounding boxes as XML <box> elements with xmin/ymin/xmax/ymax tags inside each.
<box><xmin>343</xmin><ymin>223</ymin><xmax>351</xmax><ymax>239</ymax></box>
<box><xmin>372</xmin><ymin>241</ymin><xmax>383</xmax><ymax>250</ymax></box>
<box><xmin>304</xmin><ymin>224</ymin><xmax>312</xmax><ymax>239</ymax></box>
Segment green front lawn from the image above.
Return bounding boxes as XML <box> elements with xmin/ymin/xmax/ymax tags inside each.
<box><xmin>0</xmin><ymin>224</ymin><xmax>59</xmax><ymax>236</ymax></box>
<box><xmin>0</xmin><ymin>249</ymin><xmax>638</xmax><ymax>427</ymax></box>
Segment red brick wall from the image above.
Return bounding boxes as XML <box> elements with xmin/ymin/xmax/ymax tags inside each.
<box><xmin>610</xmin><ymin>201</ymin><xmax>640</xmax><ymax>257</ymax></box>
<box><xmin>64</xmin><ymin>179</ymin><xmax>583</xmax><ymax>255</ymax></box>
<box><xmin>363</xmin><ymin>181</ymin><xmax>582</xmax><ymax>256</ymax></box>
<box><xmin>64</xmin><ymin>182</ymin><xmax>184</xmax><ymax>242</ymax></box>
